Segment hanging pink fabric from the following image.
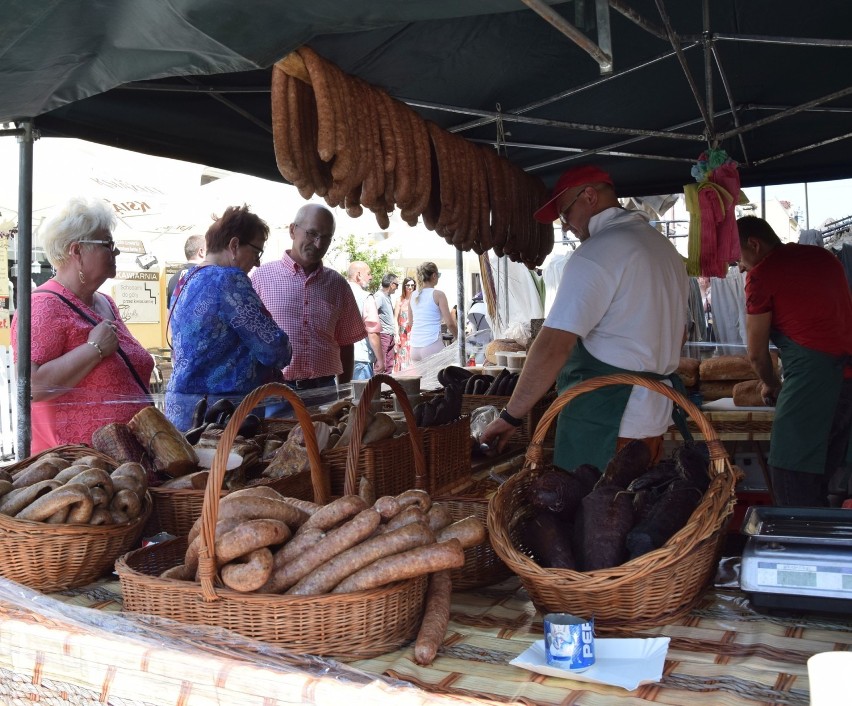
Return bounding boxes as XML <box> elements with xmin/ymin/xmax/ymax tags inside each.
<box><xmin>710</xmin><ymin>162</ymin><xmax>742</xmax><ymax>265</ymax></box>
<box><xmin>697</xmin><ymin>181</ymin><xmax>734</xmax><ymax>278</ymax></box>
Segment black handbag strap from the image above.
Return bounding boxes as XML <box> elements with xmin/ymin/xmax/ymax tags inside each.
<box><xmin>33</xmin><ymin>288</ymin><xmax>152</xmax><ymax>400</ymax></box>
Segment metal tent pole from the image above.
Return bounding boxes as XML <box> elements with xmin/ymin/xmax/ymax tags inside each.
<box><xmin>15</xmin><ymin>121</ymin><xmax>34</xmax><ymax>459</ymax></box>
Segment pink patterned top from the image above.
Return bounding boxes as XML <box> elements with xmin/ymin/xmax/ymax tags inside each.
<box><xmin>11</xmin><ymin>279</ymin><xmax>154</xmax><ymax>453</ymax></box>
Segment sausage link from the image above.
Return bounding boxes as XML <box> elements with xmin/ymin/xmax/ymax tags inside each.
<box><xmin>11</xmin><ymin>460</ymin><xmax>61</xmax><ymax>489</ymax></box>
<box><xmin>46</xmin><ymin>506</ymin><xmax>71</xmax><ymax>524</ymax></box>
<box><xmin>395</xmin><ymin>489</ymin><xmax>431</xmax><ymax>513</ymax></box>
<box><xmin>0</xmin><ymin>480</ymin><xmax>62</xmax><ymax>516</ymax></box>
<box><xmin>215</xmin><ymin>519</ymin><xmax>291</xmax><ymax>567</ymax></box>
<box><xmin>332</xmin><ymin>538</ymin><xmax>465</xmax><ymax>593</ymax></box>
<box><xmin>110</xmin><ymin>489</ymin><xmax>142</xmax><ymax>520</ymax></box>
<box><xmin>255</xmin><ymin>527</ymin><xmax>326</xmax><ymax>594</ymax></box>
<box><xmin>435</xmin><ymin>516</ymin><xmax>487</xmax><ymax>550</ymax></box>
<box><xmin>53</xmin><ymin>464</ymin><xmax>91</xmax><ymax>485</ymax></box>
<box><xmin>65</xmin><ymin>468</ymin><xmax>115</xmax><ymax>499</ymax></box>
<box><xmin>414</xmin><ymin>569</ymin><xmax>453</xmax><ymax>665</ymax></box>
<box><xmin>297</xmin><ymin>494</ymin><xmax>366</xmax><ymax>533</ymax></box>
<box><xmin>383</xmin><ymin>504</ymin><xmax>425</xmax><ymax>533</ymax></box>
<box><xmin>426</xmin><ymin>503</ymin><xmax>453</xmax><ymax>533</ymax></box>
<box><xmin>16</xmin><ymin>483</ymin><xmax>93</xmax><ymax>523</ymax></box>
<box><xmin>287</xmin><ymin>520</ymin><xmax>434</xmax><ymax>595</ymax></box>
<box><xmin>265</xmin><ymin>508</ymin><xmax>381</xmax><ymax>593</ymax></box>
<box><xmin>221</xmin><ymin>547</ymin><xmax>274</xmax><ymax>592</ymax></box>
<box><xmin>373</xmin><ymin>495</ymin><xmax>402</xmax><ymax>521</ymax></box>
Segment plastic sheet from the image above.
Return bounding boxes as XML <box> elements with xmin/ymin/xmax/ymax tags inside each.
<box><xmin>0</xmin><ymin>576</ymin><xmax>491</xmax><ymax>706</ymax></box>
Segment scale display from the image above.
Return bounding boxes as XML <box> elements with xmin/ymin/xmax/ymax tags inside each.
<box><xmin>755</xmin><ymin>561</ymin><xmax>852</xmax><ymax>593</ymax></box>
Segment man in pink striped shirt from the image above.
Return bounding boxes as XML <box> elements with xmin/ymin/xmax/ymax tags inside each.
<box><xmin>251</xmin><ymin>204</ymin><xmax>365</xmax><ymax>409</ymax></box>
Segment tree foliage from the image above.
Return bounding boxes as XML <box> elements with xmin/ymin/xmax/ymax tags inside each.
<box><xmin>329</xmin><ymin>233</ymin><xmax>400</xmax><ymax>293</ymax></box>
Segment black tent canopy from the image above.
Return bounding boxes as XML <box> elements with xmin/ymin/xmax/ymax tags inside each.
<box><xmin>2</xmin><ymin>0</ymin><xmax>851</xmax><ymax>196</ymax></box>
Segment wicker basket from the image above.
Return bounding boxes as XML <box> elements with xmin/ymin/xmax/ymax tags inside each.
<box><xmin>487</xmin><ymin>374</ymin><xmax>739</xmax><ymax>633</ymax></box>
<box><xmin>116</xmin><ymin>381</ymin><xmax>428</xmax><ymax>660</ymax></box>
<box><xmin>435</xmin><ymin>477</ymin><xmax>512</xmax><ymax>591</ymax></box>
<box><xmin>0</xmin><ymin>445</ymin><xmax>152</xmax><ymax>592</ymax></box>
<box><xmin>421</xmin><ymin>414</ymin><xmax>472</xmax><ymax>495</ymax></box>
<box><xmin>148</xmin><ymin>419</ymin><xmax>323</xmax><ymax>538</ymax></box>
<box><xmin>324</xmin><ymin>374</ymin><xmax>426</xmax><ymax>497</ymax></box>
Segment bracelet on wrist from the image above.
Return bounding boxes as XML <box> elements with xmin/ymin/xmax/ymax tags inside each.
<box><xmin>87</xmin><ymin>340</ymin><xmax>104</xmax><ymax>359</ymax></box>
<box><xmin>499</xmin><ymin>408</ymin><xmax>524</xmax><ymax>427</ymax></box>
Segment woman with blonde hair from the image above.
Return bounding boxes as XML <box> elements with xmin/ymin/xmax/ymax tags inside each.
<box><xmin>11</xmin><ymin>197</ymin><xmax>153</xmax><ymax>452</ymax></box>
<box><xmin>408</xmin><ymin>261</ymin><xmax>456</xmax><ymax>363</ymax></box>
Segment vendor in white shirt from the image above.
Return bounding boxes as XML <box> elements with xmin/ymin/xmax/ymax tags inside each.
<box><xmin>481</xmin><ymin>165</ymin><xmax>689</xmax><ymax>470</ymax></box>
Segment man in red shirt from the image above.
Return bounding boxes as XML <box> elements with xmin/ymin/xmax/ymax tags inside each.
<box><xmin>251</xmin><ymin>203</ymin><xmax>365</xmax><ymax>412</ymax></box>
<box><xmin>738</xmin><ymin>215</ymin><xmax>852</xmax><ymax>506</ymax></box>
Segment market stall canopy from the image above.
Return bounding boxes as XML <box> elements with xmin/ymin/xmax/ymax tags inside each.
<box><xmin>1</xmin><ymin>1</ymin><xmax>851</xmax><ymax>197</ymax></box>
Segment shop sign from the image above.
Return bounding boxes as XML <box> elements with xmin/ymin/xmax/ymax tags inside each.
<box><xmin>112</xmin><ymin>271</ymin><xmax>160</xmax><ymax>323</ymax></box>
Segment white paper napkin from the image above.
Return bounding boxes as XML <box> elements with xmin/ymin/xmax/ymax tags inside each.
<box><xmin>509</xmin><ymin>637</ymin><xmax>670</xmax><ymax>691</ymax></box>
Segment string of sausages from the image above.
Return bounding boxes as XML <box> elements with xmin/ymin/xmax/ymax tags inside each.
<box><xmin>271</xmin><ymin>47</ymin><xmax>554</xmax><ymax>267</ymax></box>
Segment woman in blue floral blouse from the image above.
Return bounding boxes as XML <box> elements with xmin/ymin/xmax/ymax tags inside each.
<box><xmin>165</xmin><ymin>205</ymin><xmax>292</xmax><ymax>430</ymax></box>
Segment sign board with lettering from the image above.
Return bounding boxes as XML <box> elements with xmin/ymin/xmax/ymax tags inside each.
<box><xmin>112</xmin><ymin>271</ymin><xmax>160</xmax><ymax>323</ymax></box>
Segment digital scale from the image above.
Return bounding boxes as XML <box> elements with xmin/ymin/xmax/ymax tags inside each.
<box><xmin>739</xmin><ymin>506</ymin><xmax>852</xmax><ymax>614</ymax></box>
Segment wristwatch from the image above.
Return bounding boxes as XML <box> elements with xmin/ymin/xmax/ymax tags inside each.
<box><xmin>499</xmin><ymin>408</ymin><xmax>524</xmax><ymax>427</ymax></box>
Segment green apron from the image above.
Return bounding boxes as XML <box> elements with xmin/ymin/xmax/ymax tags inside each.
<box><xmin>553</xmin><ymin>340</ymin><xmax>689</xmax><ymax>471</ymax></box>
<box><xmin>768</xmin><ymin>332</ymin><xmax>847</xmax><ymax>474</ymax></box>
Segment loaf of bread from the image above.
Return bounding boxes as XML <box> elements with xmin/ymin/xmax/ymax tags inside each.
<box><xmin>698</xmin><ymin>380</ymin><xmax>739</xmax><ymax>401</ymax></box>
<box><xmin>699</xmin><ymin>355</ymin><xmax>756</xmax><ymax>382</ymax></box>
<box><xmin>732</xmin><ymin>380</ymin><xmax>769</xmax><ymax>407</ymax></box>
<box><xmin>677</xmin><ymin>357</ymin><xmax>700</xmax><ymax>387</ymax></box>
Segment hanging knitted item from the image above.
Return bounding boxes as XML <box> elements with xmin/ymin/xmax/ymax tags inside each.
<box><xmin>684</xmin><ymin>148</ymin><xmax>742</xmax><ymax>277</ymax></box>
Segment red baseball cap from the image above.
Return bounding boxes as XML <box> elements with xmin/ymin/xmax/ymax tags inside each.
<box><xmin>533</xmin><ymin>164</ymin><xmax>614</xmax><ymax>224</ymax></box>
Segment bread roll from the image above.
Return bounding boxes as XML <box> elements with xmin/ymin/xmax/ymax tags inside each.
<box><xmin>677</xmin><ymin>357</ymin><xmax>700</xmax><ymax>387</ymax></box>
<box><xmin>699</xmin><ymin>356</ymin><xmax>756</xmax><ymax>381</ymax></box>
<box><xmin>732</xmin><ymin>380</ymin><xmax>768</xmax><ymax>407</ymax></box>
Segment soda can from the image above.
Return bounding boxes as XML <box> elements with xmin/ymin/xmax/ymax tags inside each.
<box><xmin>543</xmin><ymin>613</ymin><xmax>595</xmax><ymax>671</ymax></box>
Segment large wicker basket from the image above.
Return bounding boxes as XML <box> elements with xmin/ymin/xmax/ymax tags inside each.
<box><xmin>488</xmin><ymin>374</ymin><xmax>739</xmax><ymax>633</ymax></box>
<box><xmin>421</xmin><ymin>414</ymin><xmax>472</xmax><ymax>495</ymax></box>
<box><xmin>435</xmin><ymin>477</ymin><xmax>512</xmax><ymax>591</ymax></box>
<box><xmin>325</xmin><ymin>374</ymin><xmax>426</xmax><ymax>497</ymax></box>
<box><xmin>117</xmin><ymin>382</ymin><xmax>428</xmax><ymax>660</ymax></box>
<box><xmin>0</xmin><ymin>445</ymin><xmax>152</xmax><ymax>592</ymax></box>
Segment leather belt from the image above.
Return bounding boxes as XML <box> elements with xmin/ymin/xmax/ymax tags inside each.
<box><xmin>283</xmin><ymin>376</ymin><xmax>335</xmax><ymax>391</ymax></box>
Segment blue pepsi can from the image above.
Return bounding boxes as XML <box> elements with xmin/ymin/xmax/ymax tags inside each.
<box><xmin>543</xmin><ymin>613</ymin><xmax>595</xmax><ymax>671</ymax></box>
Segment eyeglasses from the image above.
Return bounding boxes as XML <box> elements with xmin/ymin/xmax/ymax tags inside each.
<box><xmin>78</xmin><ymin>239</ymin><xmax>119</xmax><ymax>253</ymax></box>
<box><xmin>557</xmin><ymin>184</ymin><xmax>591</xmax><ymax>226</ymax></box>
<box><xmin>294</xmin><ymin>224</ymin><xmax>333</xmax><ymax>245</ymax></box>
<box><xmin>244</xmin><ymin>242</ymin><xmax>264</xmax><ymax>258</ymax></box>
<box><xmin>405</xmin><ymin>283</ymin><xmax>416</xmax><ymax>288</ymax></box>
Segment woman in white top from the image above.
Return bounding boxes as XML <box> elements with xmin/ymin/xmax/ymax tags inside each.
<box><xmin>409</xmin><ymin>261</ymin><xmax>456</xmax><ymax>362</ymax></box>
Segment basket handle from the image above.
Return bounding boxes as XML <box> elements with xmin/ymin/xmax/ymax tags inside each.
<box><xmin>197</xmin><ymin>382</ymin><xmax>327</xmax><ymax>601</ymax></box>
<box><xmin>525</xmin><ymin>373</ymin><xmax>729</xmax><ymax>468</ymax></box>
<box><xmin>342</xmin><ymin>373</ymin><xmax>426</xmax><ymax>496</ymax></box>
